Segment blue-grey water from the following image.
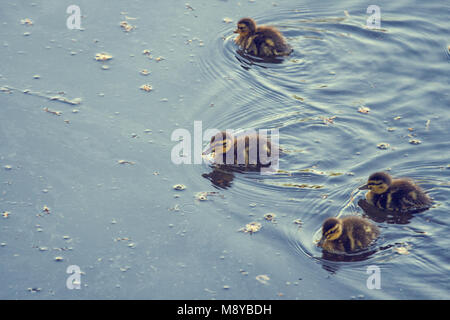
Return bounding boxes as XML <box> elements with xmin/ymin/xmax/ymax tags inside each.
<box><xmin>0</xmin><ymin>0</ymin><xmax>449</xmax><ymax>299</ymax></box>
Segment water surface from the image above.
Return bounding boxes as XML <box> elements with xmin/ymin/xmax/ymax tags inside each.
<box><xmin>0</xmin><ymin>0</ymin><xmax>449</xmax><ymax>299</ymax></box>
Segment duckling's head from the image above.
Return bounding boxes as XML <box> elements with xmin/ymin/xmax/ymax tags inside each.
<box><xmin>234</xmin><ymin>18</ymin><xmax>257</xmax><ymax>36</ymax></box>
<box><xmin>359</xmin><ymin>171</ymin><xmax>392</xmax><ymax>194</ymax></box>
<box><xmin>319</xmin><ymin>217</ymin><xmax>343</xmax><ymax>246</ymax></box>
<box><xmin>202</xmin><ymin>131</ymin><xmax>233</xmax><ymax>157</ymax></box>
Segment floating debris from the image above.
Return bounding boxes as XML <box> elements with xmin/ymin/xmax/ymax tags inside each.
<box><xmin>358</xmin><ymin>106</ymin><xmax>370</xmax><ymax>114</ymax></box>
<box><xmin>223</xmin><ymin>17</ymin><xmax>233</xmax><ymax>23</ymax></box>
<box><xmin>425</xmin><ymin>119</ymin><xmax>431</xmax><ymax>131</ymax></box>
<box><xmin>194</xmin><ymin>191</ymin><xmax>220</xmax><ymax>201</ymax></box>
<box><xmin>33</xmin><ymin>75</ymin><xmax>41</xmax><ymax>79</ymax></box>
<box><xmin>239</xmin><ymin>222</ymin><xmax>262</xmax><ymax>234</ymax></box>
<box><xmin>292</xmin><ymin>94</ymin><xmax>304</xmax><ymax>101</ymax></box>
<box><xmin>394</xmin><ymin>247</ymin><xmax>410</xmax><ymax>255</ymax></box>
<box><xmin>321</xmin><ymin>115</ymin><xmax>336</xmax><ymax>125</ymax></box>
<box><xmin>140</xmin><ymin>69</ymin><xmax>150</xmax><ymax>76</ymax></box>
<box><xmin>117</xmin><ymin>160</ymin><xmax>135</xmax><ymax>165</ymax></box>
<box><xmin>173</xmin><ymin>184</ymin><xmax>186</xmax><ymax>191</ymax></box>
<box><xmin>293</xmin><ymin>218</ymin><xmax>303</xmax><ymax>227</ymax></box>
<box><xmin>120</xmin><ymin>20</ymin><xmax>135</xmax><ymax>32</ymax></box>
<box><xmin>42</xmin><ymin>206</ymin><xmax>50</xmax><ymax>214</ymax></box>
<box><xmin>3</xmin><ymin>165</ymin><xmax>12</xmax><ymax>170</ymax></box>
<box><xmin>142</xmin><ymin>49</ymin><xmax>151</xmax><ymax>56</ymax></box>
<box><xmin>285</xmin><ymin>183</ymin><xmax>324</xmax><ymax>189</ymax></box>
<box><xmin>2</xmin><ymin>211</ymin><xmax>10</xmax><ymax>218</ymax></box>
<box><xmin>140</xmin><ymin>84</ymin><xmax>153</xmax><ymax>92</ymax></box>
<box><xmin>95</xmin><ymin>52</ymin><xmax>113</xmax><ymax>61</ymax></box>
<box><xmin>255</xmin><ymin>274</ymin><xmax>270</xmax><ymax>285</ymax></box>
<box><xmin>43</xmin><ymin>107</ymin><xmax>62</xmax><ymax>116</ymax></box>
<box><xmin>20</xmin><ymin>18</ymin><xmax>33</xmax><ymax>25</ymax></box>
<box><xmin>27</xmin><ymin>288</ymin><xmax>42</xmax><ymax>293</ymax></box>
<box><xmin>387</xmin><ymin>127</ymin><xmax>396</xmax><ymax>132</ymax></box>
<box><xmin>54</xmin><ymin>256</ymin><xmax>64</xmax><ymax>262</ymax></box>
<box><xmin>377</xmin><ymin>142</ymin><xmax>390</xmax><ymax>150</ymax></box>
<box><xmin>264</xmin><ymin>213</ymin><xmax>276</xmax><ymax>221</ymax></box>
<box><xmin>49</xmin><ymin>96</ymin><xmax>81</xmax><ymax>105</ymax></box>
<box><xmin>393</xmin><ymin>116</ymin><xmax>402</xmax><ymax>120</ymax></box>
<box><xmin>155</xmin><ymin>56</ymin><xmax>164</xmax><ymax>62</ymax></box>
<box><xmin>409</xmin><ymin>139</ymin><xmax>422</xmax><ymax>145</ymax></box>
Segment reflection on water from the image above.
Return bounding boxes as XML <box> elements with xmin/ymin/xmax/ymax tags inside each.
<box><xmin>202</xmin><ymin>167</ymin><xmax>235</xmax><ymax>189</ymax></box>
<box><xmin>358</xmin><ymin>199</ymin><xmax>430</xmax><ymax>224</ymax></box>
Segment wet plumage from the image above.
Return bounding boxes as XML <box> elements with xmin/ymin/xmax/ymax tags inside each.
<box><xmin>234</xmin><ymin>18</ymin><xmax>292</xmax><ymax>58</ymax></box>
<box><xmin>202</xmin><ymin>130</ymin><xmax>278</xmax><ymax>168</ymax></box>
<box><xmin>318</xmin><ymin>216</ymin><xmax>379</xmax><ymax>254</ymax></box>
<box><xmin>359</xmin><ymin>172</ymin><xmax>432</xmax><ymax>212</ymax></box>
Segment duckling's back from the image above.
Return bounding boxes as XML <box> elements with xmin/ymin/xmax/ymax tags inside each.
<box><xmin>342</xmin><ymin>217</ymin><xmax>379</xmax><ymax>251</ymax></box>
<box><xmin>253</xmin><ymin>26</ymin><xmax>292</xmax><ymax>56</ymax></box>
<box><xmin>378</xmin><ymin>179</ymin><xmax>431</xmax><ymax>211</ymax></box>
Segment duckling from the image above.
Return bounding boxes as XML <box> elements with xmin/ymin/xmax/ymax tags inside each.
<box><xmin>202</xmin><ymin>130</ymin><xmax>279</xmax><ymax>169</ymax></box>
<box><xmin>318</xmin><ymin>216</ymin><xmax>379</xmax><ymax>254</ymax></box>
<box><xmin>234</xmin><ymin>18</ymin><xmax>292</xmax><ymax>58</ymax></box>
<box><xmin>359</xmin><ymin>172</ymin><xmax>432</xmax><ymax>212</ymax></box>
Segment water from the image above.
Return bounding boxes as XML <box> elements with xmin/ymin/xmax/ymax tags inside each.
<box><xmin>0</xmin><ymin>0</ymin><xmax>449</xmax><ymax>299</ymax></box>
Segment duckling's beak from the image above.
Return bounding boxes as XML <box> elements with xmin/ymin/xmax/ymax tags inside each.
<box><xmin>233</xmin><ymin>29</ymin><xmax>239</xmax><ymax>34</ymax></box>
<box><xmin>318</xmin><ymin>236</ymin><xmax>325</xmax><ymax>248</ymax></box>
<box><xmin>359</xmin><ymin>184</ymin><xmax>369</xmax><ymax>190</ymax></box>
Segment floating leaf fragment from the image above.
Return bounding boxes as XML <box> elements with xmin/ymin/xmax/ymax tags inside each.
<box><xmin>255</xmin><ymin>274</ymin><xmax>270</xmax><ymax>285</ymax></box>
<box><xmin>173</xmin><ymin>184</ymin><xmax>186</xmax><ymax>191</ymax></box>
<box><xmin>140</xmin><ymin>69</ymin><xmax>150</xmax><ymax>76</ymax></box>
<box><xmin>377</xmin><ymin>142</ymin><xmax>390</xmax><ymax>150</ymax></box>
<box><xmin>120</xmin><ymin>20</ymin><xmax>135</xmax><ymax>32</ymax></box>
<box><xmin>95</xmin><ymin>53</ymin><xmax>113</xmax><ymax>61</ymax></box>
<box><xmin>358</xmin><ymin>106</ymin><xmax>370</xmax><ymax>114</ymax></box>
<box><xmin>394</xmin><ymin>247</ymin><xmax>409</xmax><ymax>255</ymax></box>
<box><xmin>409</xmin><ymin>139</ymin><xmax>421</xmax><ymax>145</ymax></box>
<box><xmin>20</xmin><ymin>18</ymin><xmax>33</xmax><ymax>25</ymax></box>
<box><xmin>43</xmin><ymin>107</ymin><xmax>62</xmax><ymax>116</ymax></box>
<box><xmin>140</xmin><ymin>84</ymin><xmax>153</xmax><ymax>92</ymax></box>
<box><xmin>223</xmin><ymin>17</ymin><xmax>233</xmax><ymax>23</ymax></box>
<box><xmin>264</xmin><ymin>213</ymin><xmax>276</xmax><ymax>221</ymax></box>
<box><xmin>118</xmin><ymin>160</ymin><xmax>135</xmax><ymax>165</ymax></box>
<box><xmin>239</xmin><ymin>222</ymin><xmax>262</xmax><ymax>234</ymax></box>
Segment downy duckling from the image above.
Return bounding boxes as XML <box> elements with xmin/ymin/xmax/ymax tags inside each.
<box><xmin>234</xmin><ymin>18</ymin><xmax>292</xmax><ymax>58</ymax></box>
<box><xmin>318</xmin><ymin>216</ymin><xmax>380</xmax><ymax>254</ymax></box>
<box><xmin>359</xmin><ymin>172</ymin><xmax>432</xmax><ymax>212</ymax></box>
<box><xmin>202</xmin><ymin>130</ymin><xmax>279</xmax><ymax>169</ymax></box>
